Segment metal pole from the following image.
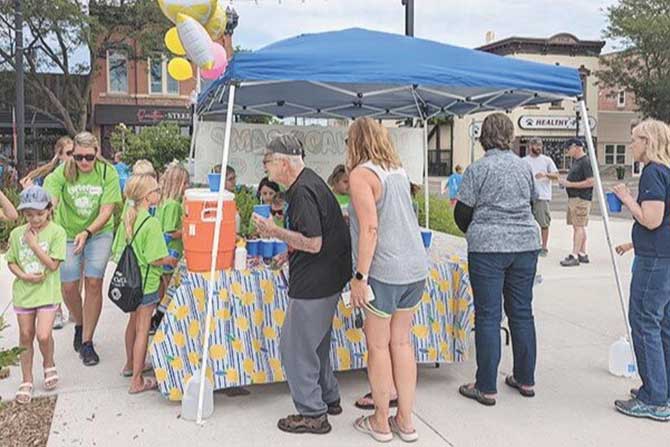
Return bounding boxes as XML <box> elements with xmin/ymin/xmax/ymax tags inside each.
<box><xmin>196</xmin><ymin>83</ymin><xmax>236</xmax><ymax>424</ymax></box>
<box><xmin>577</xmin><ymin>99</ymin><xmax>633</xmax><ymax>345</ymax></box>
<box><xmin>15</xmin><ymin>0</ymin><xmax>25</xmax><ymax>174</ymax></box>
<box><xmin>402</xmin><ymin>0</ymin><xmax>414</xmax><ymax>37</ymax></box>
<box><xmin>470</xmin><ymin>119</ymin><xmax>476</xmax><ymax>165</ymax></box>
<box><xmin>423</xmin><ymin>120</ymin><xmax>429</xmax><ymax>229</ymax></box>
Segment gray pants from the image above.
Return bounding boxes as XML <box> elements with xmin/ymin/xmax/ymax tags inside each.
<box><xmin>279</xmin><ymin>293</ymin><xmax>341</xmax><ymax>416</ymax></box>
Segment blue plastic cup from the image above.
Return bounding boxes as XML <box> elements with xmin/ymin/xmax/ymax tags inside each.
<box><xmin>208</xmin><ymin>173</ymin><xmax>222</xmax><ymax>192</ymax></box>
<box><xmin>164</xmin><ymin>233</ymin><xmax>173</xmax><ymax>244</ymax></box>
<box><xmin>606</xmin><ymin>192</ymin><xmax>622</xmax><ymax>213</ymax></box>
<box><xmin>420</xmin><ymin>229</ymin><xmax>433</xmax><ymax>249</ymax></box>
<box><xmin>247</xmin><ymin>239</ymin><xmax>260</xmax><ymax>257</ymax></box>
<box><xmin>164</xmin><ymin>249</ymin><xmax>180</xmax><ymax>272</ymax></box>
<box><xmin>274</xmin><ymin>240</ymin><xmax>288</xmax><ymax>256</ymax></box>
<box><xmin>261</xmin><ymin>239</ymin><xmax>274</xmax><ymax>258</ymax></box>
<box><xmin>253</xmin><ymin>204</ymin><xmax>271</xmax><ymax>219</ymax></box>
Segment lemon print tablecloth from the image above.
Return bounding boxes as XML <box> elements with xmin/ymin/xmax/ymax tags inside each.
<box><xmin>150</xmin><ymin>255</ymin><xmax>473</xmax><ymax>401</ymax></box>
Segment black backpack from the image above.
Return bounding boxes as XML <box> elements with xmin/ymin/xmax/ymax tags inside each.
<box><xmin>108</xmin><ymin>216</ymin><xmax>151</xmax><ymax>313</ymax></box>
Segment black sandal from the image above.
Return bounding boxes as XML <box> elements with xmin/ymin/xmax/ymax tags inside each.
<box><xmin>504</xmin><ymin>376</ymin><xmax>535</xmax><ymax>397</ymax></box>
<box><xmin>354</xmin><ymin>392</ymin><xmax>399</xmax><ymax>410</ymax></box>
<box><xmin>458</xmin><ymin>384</ymin><xmax>496</xmax><ymax>406</ymax></box>
<box><xmin>277</xmin><ymin>414</ymin><xmax>331</xmax><ymax>434</ymax></box>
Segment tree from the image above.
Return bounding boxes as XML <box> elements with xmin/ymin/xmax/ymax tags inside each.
<box><xmin>598</xmin><ymin>0</ymin><xmax>670</xmax><ymax>122</ymax></box>
<box><xmin>110</xmin><ymin>122</ymin><xmax>190</xmax><ymax>171</ymax></box>
<box><xmin>0</xmin><ymin>0</ymin><xmax>170</xmax><ymax>135</ymax></box>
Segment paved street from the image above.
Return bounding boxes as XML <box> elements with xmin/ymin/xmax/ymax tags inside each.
<box><xmin>1</xmin><ymin>213</ymin><xmax>668</xmax><ymax>447</ymax></box>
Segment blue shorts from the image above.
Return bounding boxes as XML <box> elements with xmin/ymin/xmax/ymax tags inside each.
<box><xmin>139</xmin><ymin>291</ymin><xmax>160</xmax><ymax>308</ymax></box>
<box><xmin>366</xmin><ymin>277</ymin><xmax>426</xmax><ymax>318</ymax></box>
<box><xmin>61</xmin><ymin>232</ymin><xmax>114</xmax><ymax>283</ymax></box>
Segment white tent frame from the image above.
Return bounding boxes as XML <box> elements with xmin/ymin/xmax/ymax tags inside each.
<box><xmin>192</xmin><ymin>83</ymin><xmax>632</xmax><ymax>424</ymax></box>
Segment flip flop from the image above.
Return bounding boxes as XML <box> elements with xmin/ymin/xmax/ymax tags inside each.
<box><xmin>121</xmin><ymin>363</ymin><xmax>153</xmax><ymax>378</ymax></box>
<box><xmin>458</xmin><ymin>384</ymin><xmax>496</xmax><ymax>406</ymax></box>
<box><xmin>353</xmin><ymin>416</ymin><xmax>393</xmax><ymax>443</ymax></box>
<box><xmin>16</xmin><ymin>382</ymin><xmax>33</xmax><ymax>405</ymax></box>
<box><xmin>389</xmin><ymin>415</ymin><xmax>419</xmax><ymax>443</ymax></box>
<box><xmin>128</xmin><ymin>377</ymin><xmax>158</xmax><ymax>395</ymax></box>
<box><xmin>504</xmin><ymin>376</ymin><xmax>535</xmax><ymax>397</ymax></box>
<box><xmin>44</xmin><ymin>367</ymin><xmax>59</xmax><ymax>391</ymax></box>
<box><xmin>354</xmin><ymin>392</ymin><xmax>399</xmax><ymax>410</ymax></box>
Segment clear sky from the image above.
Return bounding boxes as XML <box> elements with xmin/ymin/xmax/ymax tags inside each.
<box><xmin>230</xmin><ymin>0</ymin><xmax>619</xmax><ymax>51</ymax></box>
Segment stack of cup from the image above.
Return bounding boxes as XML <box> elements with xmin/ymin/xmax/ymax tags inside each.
<box><xmin>420</xmin><ymin>229</ymin><xmax>433</xmax><ymax>250</ymax></box>
<box><xmin>164</xmin><ymin>248</ymin><xmax>180</xmax><ymax>272</ymax></box>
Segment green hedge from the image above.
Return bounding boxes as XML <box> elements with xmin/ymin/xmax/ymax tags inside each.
<box><xmin>416</xmin><ymin>193</ymin><xmax>463</xmax><ymax>237</ymax></box>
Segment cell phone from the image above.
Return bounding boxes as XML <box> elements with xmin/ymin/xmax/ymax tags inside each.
<box><xmin>341</xmin><ymin>286</ymin><xmax>375</xmax><ymax>308</ymax></box>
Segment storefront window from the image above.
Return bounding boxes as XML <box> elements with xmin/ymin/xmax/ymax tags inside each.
<box><xmin>108</xmin><ymin>50</ymin><xmax>128</xmax><ymax>93</ymax></box>
<box><xmin>605</xmin><ymin>144</ymin><xmax>626</xmax><ymax>165</ymax></box>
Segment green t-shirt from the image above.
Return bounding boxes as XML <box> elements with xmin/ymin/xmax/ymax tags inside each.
<box><xmin>44</xmin><ymin>162</ymin><xmax>122</xmax><ymax>240</ymax></box>
<box><xmin>111</xmin><ymin>209</ymin><xmax>168</xmax><ymax>295</ymax></box>
<box><xmin>158</xmin><ymin>199</ymin><xmax>184</xmax><ymax>257</ymax></box>
<box><xmin>6</xmin><ymin>222</ymin><xmax>67</xmax><ymax>308</ymax></box>
<box><xmin>334</xmin><ymin>193</ymin><xmax>350</xmax><ymax>207</ymax></box>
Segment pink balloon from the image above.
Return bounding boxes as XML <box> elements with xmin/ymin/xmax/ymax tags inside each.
<box><xmin>201</xmin><ymin>43</ymin><xmax>228</xmax><ymax>80</ymax></box>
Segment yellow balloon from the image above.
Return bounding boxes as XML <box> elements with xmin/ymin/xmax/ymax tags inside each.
<box><xmin>158</xmin><ymin>0</ymin><xmax>216</xmax><ymax>25</ymax></box>
<box><xmin>168</xmin><ymin>58</ymin><xmax>193</xmax><ymax>81</ymax></box>
<box><xmin>205</xmin><ymin>3</ymin><xmax>227</xmax><ymax>40</ymax></box>
<box><xmin>164</xmin><ymin>27</ymin><xmax>186</xmax><ymax>56</ymax></box>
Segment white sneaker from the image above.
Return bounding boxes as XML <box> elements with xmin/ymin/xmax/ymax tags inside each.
<box><xmin>53</xmin><ymin>310</ymin><xmax>65</xmax><ymax>330</ymax></box>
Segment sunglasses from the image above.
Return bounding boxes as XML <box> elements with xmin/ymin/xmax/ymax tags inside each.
<box><xmin>271</xmin><ymin>208</ymin><xmax>284</xmax><ymax>217</ymax></box>
<box><xmin>73</xmin><ymin>154</ymin><xmax>96</xmax><ymax>162</ymax></box>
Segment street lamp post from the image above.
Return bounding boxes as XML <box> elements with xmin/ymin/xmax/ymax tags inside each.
<box><xmin>14</xmin><ymin>0</ymin><xmax>25</xmax><ymax>175</ymax></box>
<box><xmin>402</xmin><ymin>0</ymin><xmax>414</xmax><ymax>37</ymax></box>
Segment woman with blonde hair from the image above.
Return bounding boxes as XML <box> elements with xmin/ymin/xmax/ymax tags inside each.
<box><xmin>347</xmin><ymin>117</ymin><xmax>427</xmax><ymax>442</ymax></box>
<box><xmin>20</xmin><ymin>136</ymin><xmax>74</xmax><ymax>189</ymax></box>
<box><xmin>132</xmin><ymin>159</ymin><xmax>157</xmax><ymax>178</ymax></box>
<box><xmin>43</xmin><ymin>131</ymin><xmax>122</xmax><ymax>366</ymax></box>
<box><xmin>612</xmin><ymin>119</ymin><xmax>670</xmax><ymax>421</ymax></box>
<box><xmin>111</xmin><ymin>174</ymin><xmax>177</xmax><ymax>393</ymax></box>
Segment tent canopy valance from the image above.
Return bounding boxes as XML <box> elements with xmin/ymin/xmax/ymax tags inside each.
<box><xmin>197</xmin><ymin>28</ymin><xmax>584</xmax><ymax>119</ymax></box>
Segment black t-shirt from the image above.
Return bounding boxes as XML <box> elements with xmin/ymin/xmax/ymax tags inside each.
<box><xmin>566</xmin><ymin>155</ymin><xmax>594</xmax><ymax>201</ymax></box>
<box><xmin>285</xmin><ymin>168</ymin><xmax>352</xmax><ymax>299</ymax></box>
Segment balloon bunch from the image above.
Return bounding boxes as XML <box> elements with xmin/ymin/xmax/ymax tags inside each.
<box><xmin>159</xmin><ymin>0</ymin><xmax>235</xmax><ymax>81</ymax></box>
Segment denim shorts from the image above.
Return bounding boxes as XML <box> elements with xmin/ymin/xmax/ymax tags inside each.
<box><xmin>61</xmin><ymin>232</ymin><xmax>114</xmax><ymax>283</ymax></box>
<box><xmin>139</xmin><ymin>291</ymin><xmax>160</xmax><ymax>308</ymax></box>
<box><xmin>366</xmin><ymin>277</ymin><xmax>426</xmax><ymax>318</ymax></box>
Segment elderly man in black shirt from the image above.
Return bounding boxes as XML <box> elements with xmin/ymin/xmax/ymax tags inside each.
<box><xmin>253</xmin><ymin>134</ymin><xmax>352</xmax><ymax>435</ymax></box>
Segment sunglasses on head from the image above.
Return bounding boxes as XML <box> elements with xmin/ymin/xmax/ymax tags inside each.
<box><xmin>73</xmin><ymin>154</ymin><xmax>96</xmax><ymax>162</ymax></box>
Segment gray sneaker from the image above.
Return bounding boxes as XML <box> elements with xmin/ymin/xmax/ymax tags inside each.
<box><xmin>539</xmin><ymin>248</ymin><xmax>549</xmax><ymax>257</ymax></box>
<box><xmin>615</xmin><ymin>398</ymin><xmax>670</xmax><ymax>422</ymax></box>
<box><xmin>560</xmin><ymin>255</ymin><xmax>580</xmax><ymax>267</ymax></box>
<box><xmin>578</xmin><ymin>254</ymin><xmax>590</xmax><ymax>264</ymax></box>
<box><xmin>630</xmin><ymin>388</ymin><xmax>670</xmax><ymax>406</ymax></box>
<box><xmin>52</xmin><ymin>309</ymin><xmax>64</xmax><ymax>330</ymax></box>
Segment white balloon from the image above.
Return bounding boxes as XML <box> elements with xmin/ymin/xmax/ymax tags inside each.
<box><xmin>176</xmin><ymin>13</ymin><xmax>215</xmax><ymax>70</ymax></box>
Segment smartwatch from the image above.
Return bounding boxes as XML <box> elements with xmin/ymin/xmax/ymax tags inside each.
<box><xmin>354</xmin><ymin>271</ymin><xmax>368</xmax><ymax>282</ymax></box>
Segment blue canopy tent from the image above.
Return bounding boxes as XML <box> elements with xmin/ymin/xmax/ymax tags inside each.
<box><xmin>190</xmin><ymin>28</ymin><xmax>628</xmax><ymax>423</ymax></box>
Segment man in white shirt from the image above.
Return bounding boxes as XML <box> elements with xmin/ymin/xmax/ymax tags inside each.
<box><xmin>524</xmin><ymin>138</ymin><xmax>559</xmax><ymax>256</ymax></box>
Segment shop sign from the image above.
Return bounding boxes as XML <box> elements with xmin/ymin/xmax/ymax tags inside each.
<box><xmin>518</xmin><ymin>115</ymin><xmax>597</xmax><ymax>131</ymax></box>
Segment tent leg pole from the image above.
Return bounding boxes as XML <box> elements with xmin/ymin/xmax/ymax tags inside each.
<box><xmin>423</xmin><ymin>120</ymin><xmax>429</xmax><ymax>229</ymax></box>
<box><xmin>577</xmin><ymin>100</ymin><xmax>634</xmax><ymax>346</ymax></box>
<box><xmin>196</xmin><ymin>84</ymin><xmax>237</xmax><ymax>425</ymax></box>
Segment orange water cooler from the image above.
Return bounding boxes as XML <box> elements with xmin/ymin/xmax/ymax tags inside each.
<box><xmin>182</xmin><ymin>188</ymin><xmax>237</xmax><ymax>272</ymax></box>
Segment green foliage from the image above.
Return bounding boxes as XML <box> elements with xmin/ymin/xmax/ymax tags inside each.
<box><xmin>110</xmin><ymin>123</ymin><xmax>190</xmax><ymax>172</ymax></box>
<box><xmin>0</xmin><ymin>187</ymin><xmax>26</xmax><ymax>251</ymax></box>
<box><xmin>0</xmin><ymin>316</ymin><xmax>24</xmax><ymax>370</ymax></box>
<box><xmin>599</xmin><ymin>0</ymin><xmax>670</xmax><ymax>122</ymax></box>
<box><xmin>416</xmin><ymin>193</ymin><xmax>463</xmax><ymax>237</ymax></box>
<box><xmin>234</xmin><ymin>186</ymin><xmax>259</xmax><ymax>239</ymax></box>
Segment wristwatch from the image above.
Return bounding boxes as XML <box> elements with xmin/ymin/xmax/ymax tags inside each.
<box><xmin>354</xmin><ymin>271</ymin><xmax>368</xmax><ymax>282</ymax></box>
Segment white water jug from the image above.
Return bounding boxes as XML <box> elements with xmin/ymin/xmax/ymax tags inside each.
<box><xmin>181</xmin><ymin>370</ymin><xmax>214</xmax><ymax>421</ymax></box>
<box><xmin>609</xmin><ymin>337</ymin><xmax>637</xmax><ymax>377</ymax></box>
<box><xmin>234</xmin><ymin>245</ymin><xmax>247</xmax><ymax>271</ymax></box>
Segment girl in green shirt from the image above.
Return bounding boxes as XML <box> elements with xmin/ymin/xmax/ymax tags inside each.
<box><xmin>328</xmin><ymin>164</ymin><xmax>350</xmax><ymax>207</ymax></box>
<box><xmin>151</xmin><ymin>164</ymin><xmax>190</xmax><ymax>332</ymax></box>
<box><xmin>111</xmin><ymin>174</ymin><xmax>178</xmax><ymax>394</ymax></box>
<box><xmin>7</xmin><ymin>186</ymin><xmax>66</xmax><ymax>404</ymax></box>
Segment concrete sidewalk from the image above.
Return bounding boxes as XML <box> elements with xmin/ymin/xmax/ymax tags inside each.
<box><xmin>1</xmin><ymin>214</ymin><xmax>668</xmax><ymax>446</ymax></box>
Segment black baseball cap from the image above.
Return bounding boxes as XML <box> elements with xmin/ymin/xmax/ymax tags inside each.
<box><xmin>266</xmin><ymin>134</ymin><xmax>305</xmax><ymax>157</ymax></box>
<box><xmin>564</xmin><ymin>138</ymin><xmax>585</xmax><ymax>149</ymax></box>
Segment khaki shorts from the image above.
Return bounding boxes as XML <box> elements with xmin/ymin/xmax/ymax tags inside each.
<box><xmin>567</xmin><ymin>198</ymin><xmax>591</xmax><ymax>227</ymax></box>
<box><xmin>532</xmin><ymin>200</ymin><xmax>551</xmax><ymax>229</ymax></box>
